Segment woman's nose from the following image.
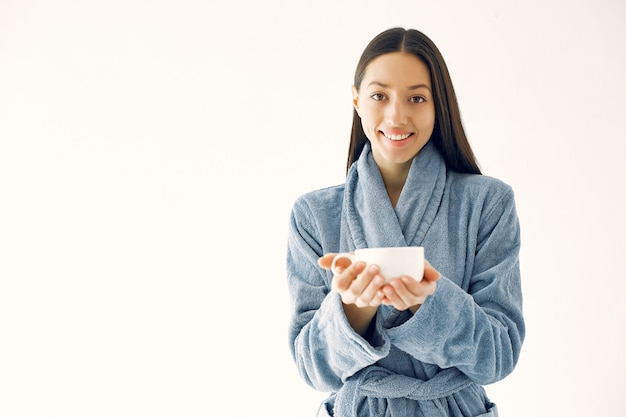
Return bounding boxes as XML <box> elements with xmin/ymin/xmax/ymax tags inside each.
<box><xmin>385</xmin><ymin>99</ymin><xmax>408</xmax><ymax>125</ymax></box>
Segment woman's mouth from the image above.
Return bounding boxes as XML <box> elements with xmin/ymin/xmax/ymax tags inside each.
<box><xmin>381</xmin><ymin>131</ymin><xmax>413</xmax><ymax>141</ymax></box>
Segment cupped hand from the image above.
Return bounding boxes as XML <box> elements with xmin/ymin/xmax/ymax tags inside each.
<box><xmin>379</xmin><ymin>260</ymin><xmax>440</xmax><ymax>313</ymax></box>
<box><xmin>318</xmin><ymin>253</ymin><xmax>386</xmax><ymax>308</ymax></box>
<box><xmin>319</xmin><ymin>254</ymin><xmax>440</xmax><ymax>312</ymax></box>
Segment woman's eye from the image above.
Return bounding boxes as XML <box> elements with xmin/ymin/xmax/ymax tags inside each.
<box><xmin>371</xmin><ymin>93</ymin><xmax>386</xmax><ymax>101</ymax></box>
<box><xmin>410</xmin><ymin>96</ymin><xmax>425</xmax><ymax>104</ymax></box>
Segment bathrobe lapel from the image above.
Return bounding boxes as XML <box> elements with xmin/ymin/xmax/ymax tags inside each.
<box><xmin>339</xmin><ymin>141</ymin><xmax>446</xmax><ymax>252</ymax></box>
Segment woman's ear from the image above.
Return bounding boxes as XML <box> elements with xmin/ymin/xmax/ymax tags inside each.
<box><xmin>351</xmin><ymin>85</ymin><xmax>360</xmax><ymax>116</ymax></box>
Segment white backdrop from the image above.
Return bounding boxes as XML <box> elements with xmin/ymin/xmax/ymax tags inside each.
<box><xmin>1</xmin><ymin>0</ymin><xmax>624</xmax><ymax>415</ymax></box>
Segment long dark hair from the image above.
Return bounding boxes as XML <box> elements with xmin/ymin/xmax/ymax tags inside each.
<box><xmin>347</xmin><ymin>27</ymin><xmax>481</xmax><ymax>175</ymax></box>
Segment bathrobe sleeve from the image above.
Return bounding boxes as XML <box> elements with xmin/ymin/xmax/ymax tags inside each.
<box><xmin>385</xmin><ymin>182</ymin><xmax>525</xmax><ymax>385</ymax></box>
<box><xmin>287</xmin><ymin>195</ymin><xmax>391</xmax><ymax>392</ymax></box>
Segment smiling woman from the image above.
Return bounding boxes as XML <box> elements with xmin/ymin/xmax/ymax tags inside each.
<box><xmin>351</xmin><ymin>52</ymin><xmax>436</xmax><ymax>204</ymax></box>
<box><xmin>347</xmin><ymin>28</ymin><xmax>480</xmax><ymax>178</ymax></box>
<box><xmin>286</xmin><ymin>27</ymin><xmax>524</xmax><ymax>417</ymax></box>
<box><xmin>1</xmin><ymin>2</ymin><xmax>624</xmax><ymax>416</ymax></box>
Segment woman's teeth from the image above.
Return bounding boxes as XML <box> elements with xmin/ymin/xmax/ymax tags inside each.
<box><xmin>384</xmin><ymin>132</ymin><xmax>411</xmax><ymax>141</ymax></box>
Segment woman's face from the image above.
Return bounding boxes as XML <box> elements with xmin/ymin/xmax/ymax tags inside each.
<box><xmin>352</xmin><ymin>52</ymin><xmax>436</xmax><ymax>172</ymax></box>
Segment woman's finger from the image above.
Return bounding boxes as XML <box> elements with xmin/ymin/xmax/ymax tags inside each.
<box><xmin>354</xmin><ymin>274</ymin><xmax>385</xmax><ymax>307</ymax></box>
<box><xmin>422</xmin><ymin>259</ymin><xmax>441</xmax><ymax>282</ymax></box>
<box><xmin>346</xmin><ymin>264</ymin><xmax>378</xmax><ymax>299</ymax></box>
<box><xmin>317</xmin><ymin>253</ymin><xmax>337</xmax><ymax>270</ymax></box>
<box><xmin>332</xmin><ymin>261</ymin><xmax>365</xmax><ymax>293</ymax></box>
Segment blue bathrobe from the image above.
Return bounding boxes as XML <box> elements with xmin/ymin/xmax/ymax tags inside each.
<box><xmin>287</xmin><ymin>141</ymin><xmax>524</xmax><ymax>417</ymax></box>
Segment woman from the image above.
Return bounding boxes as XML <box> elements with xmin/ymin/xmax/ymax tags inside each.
<box><xmin>287</xmin><ymin>27</ymin><xmax>524</xmax><ymax>417</ymax></box>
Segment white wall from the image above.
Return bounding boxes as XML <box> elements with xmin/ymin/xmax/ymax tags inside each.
<box><xmin>1</xmin><ymin>0</ymin><xmax>624</xmax><ymax>415</ymax></box>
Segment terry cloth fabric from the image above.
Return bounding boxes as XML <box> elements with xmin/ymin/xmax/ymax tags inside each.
<box><xmin>339</xmin><ymin>139</ymin><xmax>446</xmax><ymax>252</ymax></box>
<box><xmin>287</xmin><ymin>141</ymin><xmax>524</xmax><ymax>417</ymax></box>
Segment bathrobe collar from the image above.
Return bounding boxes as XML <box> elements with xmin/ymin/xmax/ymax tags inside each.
<box><xmin>339</xmin><ymin>140</ymin><xmax>447</xmax><ymax>252</ymax></box>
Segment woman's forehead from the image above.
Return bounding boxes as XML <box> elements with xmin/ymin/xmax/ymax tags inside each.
<box><xmin>361</xmin><ymin>52</ymin><xmax>431</xmax><ymax>88</ymax></box>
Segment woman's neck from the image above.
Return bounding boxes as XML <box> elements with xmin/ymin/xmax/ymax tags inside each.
<box><xmin>378</xmin><ymin>163</ymin><xmax>410</xmax><ymax>208</ymax></box>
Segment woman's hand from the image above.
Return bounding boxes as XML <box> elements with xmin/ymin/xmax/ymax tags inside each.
<box><xmin>380</xmin><ymin>260</ymin><xmax>440</xmax><ymax>313</ymax></box>
<box><xmin>318</xmin><ymin>253</ymin><xmax>386</xmax><ymax>336</ymax></box>
<box><xmin>319</xmin><ymin>254</ymin><xmax>440</xmax><ymax>313</ymax></box>
<box><xmin>318</xmin><ymin>253</ymin><xmax>386</xmax><ymax>308</ymax></box>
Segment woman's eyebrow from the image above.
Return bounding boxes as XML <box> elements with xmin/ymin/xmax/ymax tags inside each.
<box><xmin>408</xmin><ymin>84</ymin><xmax>431</xmax><ymax>92</ymax></box>
<box><xmin>367</xmin><ymin>81</ymin><xmax>431</xmax><ymax>91</ymax></box>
